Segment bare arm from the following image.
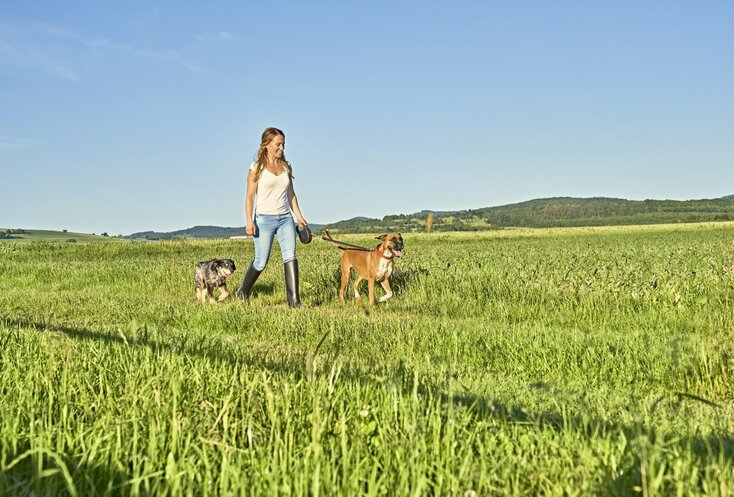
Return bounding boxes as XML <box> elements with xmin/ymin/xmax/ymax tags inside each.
<box><xmin>288</xmin><ymin>181</ymin><xmax>307</xmax><ymax>227</ymax></box>
<box><xmin>245</xmin><ymin>169</ymin><xmax>258</xmax><ymax>236</ymax></box>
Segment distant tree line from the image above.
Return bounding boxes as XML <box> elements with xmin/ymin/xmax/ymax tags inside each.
<box><xmin>128</xmin><ymin>226</ymin><xmax>246</xmax><ymax>240</ymax></box>
<box><xmin>324</xmin><ymin>197</ymin><xmax>734</xmax><ymax>234</ymax></box>
<box><xmin>0</xmin><ymin>228</ymin><xmax>26</xmax><ymax>239</ymax></box>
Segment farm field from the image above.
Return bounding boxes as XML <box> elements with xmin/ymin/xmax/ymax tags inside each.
<box><xmin>0</xmin><ymin>229</ymin><xmax>120</xmax><ymax>243</ymax></box>
<box><xmin>1</xmin><ymin>222</ymin><xmax>734</xmax><ymax>496</ymax></box>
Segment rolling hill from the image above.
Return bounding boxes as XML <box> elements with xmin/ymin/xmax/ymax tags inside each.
<box><xmin>324</xmin><ymin>196</ymin><xmax>734</xmax><ymax>233</ymax></box>
<box><xmin>128</xmin><ymin>225</ymin><xmax>245</xmax><ymax>241</ymax></box>
<box><xmin>0</xmin><ymin>229</ymin><xmax>120</xmax><ymax>243</ymax></box>
<box><xmin>127</xmin><ymin>223</ymin><xmax>327</xmax><ymax>241</ymax></box>
<box><xmin>128</xmin><ymin>196</ymin><xmax>734</xmax><ymax>238</ymax></box>
<box><xmin>6</xmin><ymin>196</ymin><xmax>734</xmax><ymax>241</ymax></box>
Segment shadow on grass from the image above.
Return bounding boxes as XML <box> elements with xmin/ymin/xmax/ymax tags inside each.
<box><xmin>3</xmin><ymin>316</ymin><xmax>733</xmax><ymax>496</ymax></box>
<box><xmin>2</xmin><ymin>315</ymin><xmax>311</xmax><ymax>380</ymax></box>
<box><xmin>325</xmin><ymin>262</ymin><xmax>427</xmax><ymax>304</ymax></box>
<box><xmin>249</xmin><ymin>281</ymin><xmax>276</xmax><ymax>297</ymax></box>
<box><xmin>0</xmin><ymin>440</ymin><xmax>148</xmax><ymax>497</ymax></box>
<box><xmin>440</xmin><ymin>382</ymin><xmax>734</xmax><ymax>495</ymax></box>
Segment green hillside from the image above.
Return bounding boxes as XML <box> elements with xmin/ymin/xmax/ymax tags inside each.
<box><xmin>325</xmin><ymin>197</ymin><xmax>734</xmax><ymax>233</ymax></box>
<box><xmin>128</xmin><ymin>223</ymin><xmax>326</xmax><ymax>240</ymax></box>
<box><xmin>128</xmin><ymin>225</ymin><xmax>245</xmax><ymax>240</ymax></box>
<box><xmin>15</xmin><ymin>197</ymin><xmax>731</xmax><ymax>241</ymax></box>
<box><xmin>0</xmin><ymin>229</ymin><xmax>121</xmax><ymax>243</ymax></box>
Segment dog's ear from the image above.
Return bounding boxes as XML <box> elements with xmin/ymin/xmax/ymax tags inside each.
<box><xmin>376</xmin><ymin>234</ymin><xmax>388</xmax><ymax>241</ymax></box>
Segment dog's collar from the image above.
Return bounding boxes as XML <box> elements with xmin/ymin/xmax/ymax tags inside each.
<box><xmin>381</xmin><ymin>252</ymin><xmax>395</xmax><ymax>260</ymax></box>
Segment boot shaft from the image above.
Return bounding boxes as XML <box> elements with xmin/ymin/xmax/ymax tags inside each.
<box><xmin>236</xmin><ymin>262</ymin><xmax>262</xmax><ymax>300</ymax></box>
<box><xmin>284</xmin><ymin>259</ymin><xmax>301</xmax><ymax>308</ymax></box>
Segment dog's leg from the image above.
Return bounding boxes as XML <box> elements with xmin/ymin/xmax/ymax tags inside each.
<box><xmin>378</xmin><ymin>280</ymin><xmax>393</xmax><ymax>302</ymax></box>
<box><xmin>196</xmin><ymin>287</ymin><xmax>202</xmax><ymax>302</ymax></box>
<box><xmin>218</xmin><ymin>286</ymin><xmax>229</xmax><ymax>302</ymax></box>
<box><xmin>353</xmin><ymin>276</ymin><xmax>363</xmax><ymax>300</ymax></box>
<box><xmin>368</xmin><ymin>279</ymin><xmax>376</xmax><ymax>305</ymax></box>
<box><xmin>205</xmin><ymin>285</ymin><xmax>216</xmax><ymax>304</ymax></box>
<box><xmin>339</xmin><ymin>260</ymin><xmax>351</xmax><ymax>303</ymax></box>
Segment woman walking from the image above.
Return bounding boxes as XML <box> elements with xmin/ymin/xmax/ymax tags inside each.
<box><xmin>236</xmin><ymin>127</ymin><xmax>308</xmax><ymax>307</ymax></box>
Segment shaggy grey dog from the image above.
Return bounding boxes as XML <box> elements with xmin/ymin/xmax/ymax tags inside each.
<box><xmin>194</xmin><ymin>259</ymin><xmax>236</xmax><ymax>303</ymax></box>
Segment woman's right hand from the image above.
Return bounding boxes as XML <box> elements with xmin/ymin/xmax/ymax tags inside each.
<box><xmin>246</xmin><ymin>223</ymin><xmax>255</xmax><ymax>236</ymax></box>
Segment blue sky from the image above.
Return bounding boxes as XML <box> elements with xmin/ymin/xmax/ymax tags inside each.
<box><xmin>1</xmin><ymin>1</ymin><xmax>732</xmax><ymax>235</ymax></box>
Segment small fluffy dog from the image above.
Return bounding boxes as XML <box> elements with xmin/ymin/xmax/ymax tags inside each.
<box><xmin>194</xmin><ymin>259</ymin><xmax>236</xmax><ymax>303</ymax></box>
<box><xmin>339</xmin><ymin>233</ymin><xmax>404</xmax><ymax>305</ymax></box>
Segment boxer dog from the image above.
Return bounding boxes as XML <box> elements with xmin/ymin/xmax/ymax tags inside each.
<box><xmin>339</xmin><ymin>233</ymin><xmax>404</xmax><ymax>305</ymax></box>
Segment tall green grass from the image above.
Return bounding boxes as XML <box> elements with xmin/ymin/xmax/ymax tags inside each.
<box><xmin>1</xmin><ymin>223</ymin><xmax>733</xmax><ymax>495</ymax></box>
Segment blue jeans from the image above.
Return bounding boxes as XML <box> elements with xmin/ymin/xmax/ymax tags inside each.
<box><xmin>252</xmin><ymin>213</ymin><xmax>297</xmax><ymax>271</ymax></box>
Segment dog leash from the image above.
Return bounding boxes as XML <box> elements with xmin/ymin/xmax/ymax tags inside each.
<box><xmin>321</xmin><ymin>229</ymin><xmax>373</xmax><ymax>251</ymax></box>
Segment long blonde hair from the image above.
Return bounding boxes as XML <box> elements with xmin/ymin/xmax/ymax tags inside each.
<box><xmin>252</xmin><ymin>127</ymin><xmax>293</xmax><ymax>180</ymax></box>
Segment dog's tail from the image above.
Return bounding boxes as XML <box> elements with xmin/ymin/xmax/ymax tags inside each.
<box><xmin>322</xmin><ymin>229</ymin><xmax>349</xmax><ymax>250</ymax></box>
<box><xmin>322</xmin><ymin>229</ymin><xmax>371</xmax><ymax>251</ymax></box>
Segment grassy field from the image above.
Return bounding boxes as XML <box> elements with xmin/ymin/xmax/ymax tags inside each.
<box><xmin>0</xmin><ymin>229</ymin><xmax>120</xmax><ymax>243</ymax></box>
<box><xmin>1</xmin><ymin>223</ymin><xmax>733</xmax><ymax>496</ymax></box>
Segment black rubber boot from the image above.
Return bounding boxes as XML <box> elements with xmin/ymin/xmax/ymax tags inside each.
<box><xmin>284</xmin><ymin>259</ymin><xmax>301</xmax><ymax>308</ymax></box>
<box><xmin>236</xmin><ymin>262</ymin><xmax>262</xmax><ymax>300</ymax></box>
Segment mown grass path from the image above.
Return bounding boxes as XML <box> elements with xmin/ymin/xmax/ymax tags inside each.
<box><xmin>1</xmin><ymin>223</ymin><xmax>733</xmax><ymax>496</ymax></box>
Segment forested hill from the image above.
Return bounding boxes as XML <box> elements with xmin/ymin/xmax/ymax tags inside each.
<box><xmin>128</xmin><ymin>225</ymin><xmax>244</xmax><ymax>240</ymax></box>
<box><xmin>325</xmin><ymin>197</ymin><xmax>734</xmax><ymax>233</ymax></box>
<box><xmin>126</xmin><ymin>197</ymin><xmax>734</xmax><ymax>238</ymax></box>
<box><xmin>128</xmin><ymin>224</ymin><xmax>327</xmax><ymax>240</ymax></box>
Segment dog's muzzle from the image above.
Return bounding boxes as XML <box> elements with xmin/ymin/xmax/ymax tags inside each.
<box><xmin>391</xmin><ymin>242</ymin><xmax>404</xmax><ymax>257</ymax></box>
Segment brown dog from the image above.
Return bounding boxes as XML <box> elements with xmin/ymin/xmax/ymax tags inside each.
<box><xmin>339</xmin><ymin>233</ymin><xmax>404</xmax><ymax>305</ymax></box>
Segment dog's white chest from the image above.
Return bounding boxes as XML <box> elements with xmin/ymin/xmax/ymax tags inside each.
<box><xmin>374</xmin><ymin>257</ymin><xmax>393</xmax><ymax>282</ymax></box>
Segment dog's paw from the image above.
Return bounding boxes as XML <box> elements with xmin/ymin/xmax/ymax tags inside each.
<box><xmin>378</xmin><ymin>292</ymin><xmax>393</xmax><ymax>302</ymax></box>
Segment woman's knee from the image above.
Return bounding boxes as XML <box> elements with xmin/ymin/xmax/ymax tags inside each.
<box><xmin>277</xmin><ymin>227</ymin><xmax>297</xmax><ymax>262</ymax></box>
<box><xmin>253</xmin><ymin>247</ymin><xmax>270</xmax><ymax>271</ymax></box>
<box><xmin>280</xmin><ymin>236</ymin><xmax>296</xmax><ymax>262</ymax></box>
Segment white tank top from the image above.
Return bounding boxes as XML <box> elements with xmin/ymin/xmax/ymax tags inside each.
<box><xmin>249</xmin><ymin>161</ymin><xmax>291</xmax><ymax>215</ymax></box>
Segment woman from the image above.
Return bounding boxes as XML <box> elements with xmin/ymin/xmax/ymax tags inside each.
<box><xmin>236</xmin><ymin>127</ymin><xmax>308</xmax><ymax>307</ymax></box>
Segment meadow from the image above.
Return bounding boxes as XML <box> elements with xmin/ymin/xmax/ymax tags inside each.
<box><xmin>0</xmin><ymin>229</ymin><xmax>119</xmax><ymax>243</ymax></box>
<box><xmin>1</xmin><ymin>222</ymin><xmax>733</xmax><ymax>496</ymax></box>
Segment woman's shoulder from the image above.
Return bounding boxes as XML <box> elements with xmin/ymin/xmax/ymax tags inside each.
<box><xmin>249</xmin><ymin>161</ymin><xmax>258</xmax><ymax>171</ymax></box>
